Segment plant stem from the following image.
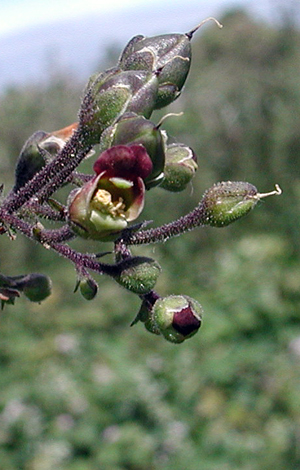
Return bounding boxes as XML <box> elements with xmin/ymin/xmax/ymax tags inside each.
<box><xmin>1</xmin><ymin>129</ymin><xmax>91</xmax><ymax>214</ymax></box>
<box><xmin>123</xmin><ymin>201</ymin><xmax>206</xmax><ymax>245</ymax></box>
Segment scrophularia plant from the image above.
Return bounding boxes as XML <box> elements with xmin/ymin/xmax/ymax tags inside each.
<box><xmin>0</xmin><ymin>18</ymin><xmax>282</xmax><ymax>343</ymax></box>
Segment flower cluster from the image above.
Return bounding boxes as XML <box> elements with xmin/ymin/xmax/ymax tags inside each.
<box><xmin>0</xmin><ymin>17</ymin><xmax>281</xmax><ymax>342</ymax></box>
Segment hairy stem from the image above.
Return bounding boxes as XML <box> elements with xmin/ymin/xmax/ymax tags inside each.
<box><xmin>2</xmin><ymin>129</ymin><xmax>91</xmax><ymax>214</ymax></box>
<box><xmin>0</xmin><ymin>209</ymin><xmax>120</xmax><ymax>277</ymax></box>
<box><xmin>122</xmin><ymin>202</ymin><xmax>206</xmax><ymax>245</ymax></box>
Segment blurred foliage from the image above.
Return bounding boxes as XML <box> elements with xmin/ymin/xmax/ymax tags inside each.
<box><xmin>0</xmin><ymin>7</ymin><xmax>300</xmax><ymax>470</ymax></box>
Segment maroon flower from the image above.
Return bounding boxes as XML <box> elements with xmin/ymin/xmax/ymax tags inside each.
<box><xmin>68</xmin><ymin>144</ymin><xmax>153</xmax><ymax>240</ymax></box>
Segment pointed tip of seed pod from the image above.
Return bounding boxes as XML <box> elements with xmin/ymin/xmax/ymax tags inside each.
<box><xmin>155</xmin><ymin>112</ymin><xmax>184</xmax><ymax>130</ymax></box>
<box><xmin>186</xmin><ymin>17</ymin><xmax>223</xmax><ymax>39</ymax></box>
<box><xmin>256</xmin><ymin>184</ymin><xmax>282</xmax><ymax>200</ymax></box>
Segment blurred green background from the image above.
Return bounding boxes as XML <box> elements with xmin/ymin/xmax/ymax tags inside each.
<box><xmin>0</xmin><ymin>9</ymin><xmax>299</xmax><ymax>470</ymax></box>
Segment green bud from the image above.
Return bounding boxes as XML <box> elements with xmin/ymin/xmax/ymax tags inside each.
<box><xmin>118</xmin><ymin>18</ymin><xmax>223</xmax><ymax>109</ymax></box>
<box><xmin>118</xmin><ymin>33</ymin><xmax>192</xmax><ymax>108</ymax></box>
<box><xmin>152</xmin><ymin>295</ymin><xmax>203</xmax><ymax>343</ymax></box>
<box><xmin>160</xmin><ymin>143</ymin><xmax>198</xmax><ymax>192</ymax></box>
<box><xmin>100</xmin><ymin>113</ymin><xmax>165</xmax><ymax>188</ymax></box>
<box><xmin>14</xmin><ymin>122</ymin><xmax>79</xmax><ymax>192</ymax></box>
<box><xmin>19</xmin><ymin>274</ymin><xmax>52</xmax><ymax>303</ymax></box>
<box><xmin>79</xmin><ymin>278</ymin><xmax>98</xmax><ymax>300</ymax></box>
<box><xmin>79</xmin><ymin>68</ymin><xmax>159</xmax><ymax>145</ymax></box>
<box><xmin>114</xmin><ymin>256</ymin><xmax>161</xmax><ymax>294</ymax></box>
<box><xmin>14</xmin><ymin>130</ymin><xmax>49</xmax><ymax>192</ymax></box>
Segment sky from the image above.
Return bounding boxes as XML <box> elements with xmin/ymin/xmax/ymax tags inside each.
<box><xmin>0</xmin><ymin>0</ymin><xmax>276</xmax><ymax>38</ymax></box>
<box><xmin>0</xmin><ymin>0</ymin><xmax>187</xmax><ymax>37</ymax></box>
<box><xmin>0</xmin><ymin>0</ymin><xmax>147</xmax><ymax>35</ymax></box>
<box><xmin>0</xmin><ymin>0</ymin><xmax>295</xmax><ymax>91</ymax></box>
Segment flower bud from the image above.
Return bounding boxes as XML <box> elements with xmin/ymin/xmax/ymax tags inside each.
<box><xmin>16</xmin><ymin>273</ymin><xmax>52</xmax><ymax>303</ymax></box>
<box><xmin>78</xmin><ymin>68</ymin><xmax>159</xmax><ymax>145</ymax></box>
<box><xmin>14</xmin><ymin>130</ymin><xmax>49</xmax><ymax>192</ymax></box>
<box><xmin>100</xmin><ymin>113</ymin><xmax>165</xmax><ymax>189</ymax></box>
<box><xmin>118</xmin><ymin>32</ymin><xmax>192</xmax><ymax>108</ymax></box>
<box><xmin>14</xmin><ymin>123</ymin><xmax>79</xmax><ymax>192</ymax></box>
<box><xmin>201</xmin><ymin>181</ymin><xmax>259</xmax><ymax>227</ymax></box>
<box><xmin>113</xmin><ymin>256</ymin><xmax>161</xmax><ymax>294</ymax></box>
<box><xmin>160</xmin><ymin>143</ymin><xmax>198</xmax><ymax>192</ymax></box>
<box><xmin>152</xmin><ymin>295</ymin><xmax>203</xmax><ymax>343</ymax></box>
<box><xmin>41</xmin><ymin>122</ymin><xmax>78</xmax><ymax>156</ymax></box>
<box><xmin>79</xmin><ymin>277</ymin><xmax>98</xmax><ymax>300</ymax></box>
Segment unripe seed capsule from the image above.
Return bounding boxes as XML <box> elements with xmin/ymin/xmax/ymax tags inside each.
<box><xmin>201</xmin><ymin>181</ymin><xmax>282</xmax><ymax>227</ymax></box>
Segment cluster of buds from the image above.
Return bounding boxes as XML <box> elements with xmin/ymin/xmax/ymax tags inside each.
<box><xmin>0</xmin><ymin>18</ymin><xmax>281</xmax><ymax>343</ymax></box>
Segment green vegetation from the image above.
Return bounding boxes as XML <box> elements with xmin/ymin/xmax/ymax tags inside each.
<box><xmin>0</xmin><ymin>9</ymin><xmax>299</xmax><ymax>469</ymax></box>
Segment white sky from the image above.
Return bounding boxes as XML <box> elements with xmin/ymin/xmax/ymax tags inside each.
<box><xmin>0</xmin><ymin>0</ymin><xmax>287</xmax><ymax>39</ymax></box>
<box><xmin>0</xmin><ymin>0</ymin><xmax>161</xmax><ymax>37</ymax></box>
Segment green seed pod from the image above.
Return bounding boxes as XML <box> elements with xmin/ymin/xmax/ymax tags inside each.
<box><xmin>100</xmin><ymin>112</ymin><xmax>165</xmax><ymax>189</ymax></box>
<box><xmin>79</xmin><ymin>278</ymin><xmax>98</xmax><ymax>300</ymax></box>
<box><xmin>14</xmin><ymin>130</ymin><xmax>49</xmax><ymax>192</ymax></box>
<box><xmin>201</xmin><ymin>182</ymin><xmax>282</xmax><ymax>227</ymax></box>
<box><xmin>114</xmin><ymin>256</ymin><xmax>161</xmax><ymax>295</ymax></box>
<box><xmin>201</xmin><ymin>181</ymin><xmax>259</xmax><ymax>227</ymax></box>
<box><xmin>160</xmin><ymin>143</ymin><xmax>198</xmax><ymax>192</ymax></box>
<box><xmin>152</xmin><ymin>295</ymin><xmax>203</xmax><ymax>343</ymax></box>
<box><xmin>79</xmin><ymin>68</ymin><xmax>159</xmax><ymax>145</ymax></box>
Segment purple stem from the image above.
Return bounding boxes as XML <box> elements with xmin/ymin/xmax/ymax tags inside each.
<box><xmin>124</xmin><ymin>201</ymin><xmax>206</xmax><ymax>245</ymax></box>
<box><xmin>2</xmin><ymin>129</ymin><xmax>91</xmax><ymax>214</ymax></box>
